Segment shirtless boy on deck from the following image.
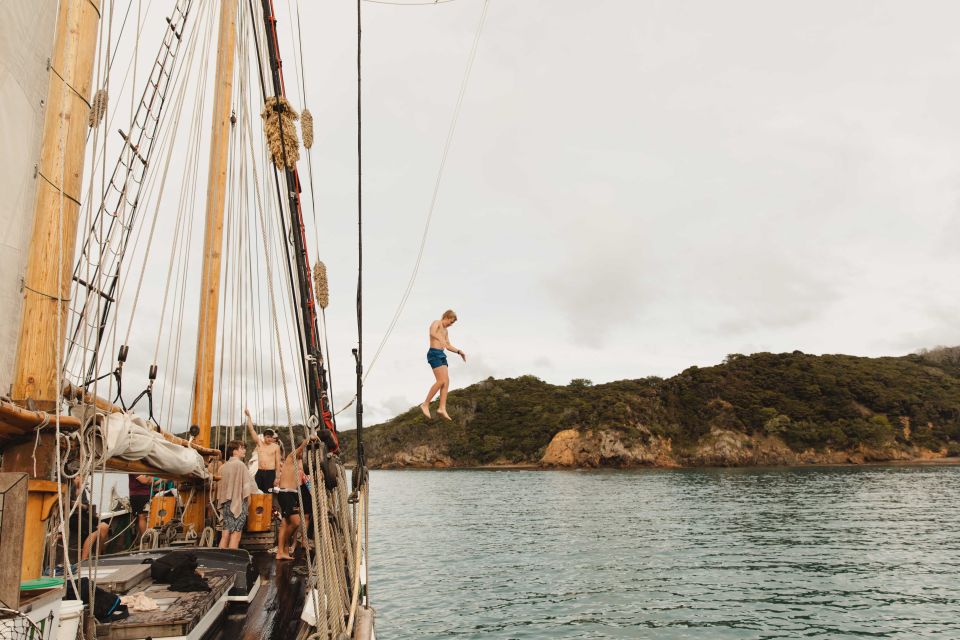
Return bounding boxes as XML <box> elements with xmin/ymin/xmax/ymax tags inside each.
<box><xmin>245</xmin><ymin>408</ymin><xmax>281</xmax><ymax>493</ymax></box>
<box><xmin>421</xmin><ymin>309</ymin><xmax>466</xmax><ymax>421</ymax></box>
<box><xmin>275</xmin><ymin>435</ymin><xmax>316</xmax><ymax>561</ymax></box>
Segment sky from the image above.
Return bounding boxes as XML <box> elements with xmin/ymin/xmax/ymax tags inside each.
<box><xmin>73</xmin><ymin>0</ymin><xmax>960</xmax><ymax>431</ymax></box>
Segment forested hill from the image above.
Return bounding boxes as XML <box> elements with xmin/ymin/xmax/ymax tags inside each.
<box><xmin>339</xmin><ymin>349</ymin><xmax>960</xmax><ymax>468</ymax></box>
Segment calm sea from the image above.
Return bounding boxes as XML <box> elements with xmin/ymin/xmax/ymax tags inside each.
<box><xmin>368</xmin><ymin>466</ymin><xmax>960</xmax><ymax>639</ymax></box>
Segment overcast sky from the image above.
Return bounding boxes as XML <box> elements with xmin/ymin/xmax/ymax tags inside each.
<box><xmin>88</xmin><ymin>1</ymin><xmax>960</xmax><ymax>430</ymax></box>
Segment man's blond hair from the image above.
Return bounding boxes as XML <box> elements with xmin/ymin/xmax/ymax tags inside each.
<box><xmin>442</xmin><ymin>309</ymin><xmax>457</xmax><ymax>321</ymax></box>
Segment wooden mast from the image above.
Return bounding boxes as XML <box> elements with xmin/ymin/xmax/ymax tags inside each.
<box><xmin>1</xmin><ymin>0</ymin><xmax>100</xmax><ymax>587</ymax></box>
<box><xmin>190</xmin><ymin>0</ymin><xmax>238</xmax><ymax>448</ymax></box>
<box><xmin>10</xmin><ymin>0</ymin><xmax>101</xmax><ymax>411</ymax></box>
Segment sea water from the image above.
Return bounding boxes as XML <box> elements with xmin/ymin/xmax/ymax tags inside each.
<box><xmin>369</xmin><ymin>465</ymin><xmax>960</xmax><ymax>639</ymax></box>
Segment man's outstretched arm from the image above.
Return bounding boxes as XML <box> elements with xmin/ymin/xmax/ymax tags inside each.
<box><xmin>294</xmin><ymin>435</ymin><xmax>317</xmax><ymax>459</ymax></box>
<box><xmin>244</xmin><ymin>408</ymin><xmax>258</xmax><ymax>443</ymax></box>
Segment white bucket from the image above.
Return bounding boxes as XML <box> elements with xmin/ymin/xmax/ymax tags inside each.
<box><xmin>55</xmin><ymin>601</ymin><xmax>84</xmax><ymax>640</ymax></box>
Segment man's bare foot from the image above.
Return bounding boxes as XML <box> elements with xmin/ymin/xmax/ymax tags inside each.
<box><xmin>437</xmin><ymin>408</ymin><xmax>452</xmax><ymax>421</ymax></box>
<box><xmin>276</xmin><ymin>553</ymin><xmax>294</xmax><ymax>561</ymax></box>
<box><xmin>420</xmin><ymin>403</ymin><xmax>431</xmax><ymax>419</ymax></box>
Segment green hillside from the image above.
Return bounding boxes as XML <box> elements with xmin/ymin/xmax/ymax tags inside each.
<box><xmin>338</xmin><ymin>349</ymin><xmax>960</xmax><ymax>467</ymax></box>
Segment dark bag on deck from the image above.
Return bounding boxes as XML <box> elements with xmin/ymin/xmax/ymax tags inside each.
<box><xmin>148</xmin><ymin>551</ymin><xmax>197</xmax><ymax>582</ymax></box>
<box><xmin>145</xmin><ymin>552</ymin><xmax>210</xmax><ymax>592</ymax></box>
<box><xmin>66</xmin><ymin>577</ymin><xmax>129</xmax><ymax>623</ymax></box>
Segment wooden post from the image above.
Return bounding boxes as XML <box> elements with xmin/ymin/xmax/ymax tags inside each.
<box><xmin>0</xmin><ymin>473</ymin><xmax>28</xmax><ymax>608</ymax></box>
<box><xmin>10</xmin><ymin>0</ymin><xmax>101</xmax><ymax>410</ymax></box>
<box><xmin>21</xmin><ymin>480</ymin><xmax>63</xmax><ymax>582</ymax></box>
<box><xmin>181</xmin><ymin>493</ymin><xmax>208</xmax><ymax>541</ymax></box>
<box><xmin>190</xmin><ymin>0</ymin><xmax>238</xmax><ymax>448</ymax></box>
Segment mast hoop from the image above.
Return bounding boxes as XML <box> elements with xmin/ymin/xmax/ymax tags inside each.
<box><xmin>46</xmin><ymin>63</ymin><xmax>94</xmax><ymax>109</ymax></box>
<box><xmin>22</xmin><ymin>282</ymin><xmax>71</xmax><ymax>304</ymax></box>
<box><xmin>36</xmin><ymin>171</ymin><xmax>83</xmax><ymax>207</ymax></box>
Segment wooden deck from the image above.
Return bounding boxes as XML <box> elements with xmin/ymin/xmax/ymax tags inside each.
<box><xmin>211</xmin><ymin>552</ymin><xmax>309</xmax><ymax>640</ymax></box>
<box><xmin>96</xmin><ymin>571</ymin><xmax>235</xmax><ymax>640</ymax></box>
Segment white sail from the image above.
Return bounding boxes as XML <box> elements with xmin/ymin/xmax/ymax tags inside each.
<box><xmin>0</xmin><ymin>0</ymin><xmax>59</xmax><ymax>395</ymax></box>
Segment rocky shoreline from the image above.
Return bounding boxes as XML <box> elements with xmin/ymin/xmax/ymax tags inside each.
<box><xmin>367</xmin><ymin>427</ymin><xmax>958</xmax><ymax>470</ymax></box>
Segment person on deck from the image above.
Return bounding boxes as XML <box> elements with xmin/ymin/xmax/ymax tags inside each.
<box><xmin>216</xmin><ymin>439</ymin><xmax>256</xmax><ymax>549</ymax></box>
<box><xmin>421</xmin><ymin>309</ymin><xmax>466</xmax><ymax>421</ymax></box>
<box><xmin>275</xmin><ymin>436</ymin><xmax>317</xmax><ymax>561</ymax></box>
<box><xmin>72</xmin><ymin>476</ymin><xmax>110</xmax><ymax>561</ymax></box>
<box><xmin>245</xmin><ymin>408</ymin><xmax>282</xmax><ymax>493</ymax></box>
<box><xmin>128</xmin><ymin>474</ymin><xmax>154</xmax><ymax>541</ymax></box>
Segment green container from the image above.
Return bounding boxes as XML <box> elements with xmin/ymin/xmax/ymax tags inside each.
<box><xmin>20</xmin><ymin>577</ymin><xmax>65</xmax><ymax>591</ymax></box>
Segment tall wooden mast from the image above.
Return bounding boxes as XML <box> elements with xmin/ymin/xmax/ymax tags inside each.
<box><xmin>190</xmin><ymin>0</ymin><xmax>238</xmax><ymax>447</ymax></box>
<box><xmin>2</xmin><ymin>0</ymin><xmax>100</xmax><ymax>587</ymax></box>
<box><xmin>10</xmin><ymin>0</ymin><xmax>101</xmax><ymax>411</ymax></box>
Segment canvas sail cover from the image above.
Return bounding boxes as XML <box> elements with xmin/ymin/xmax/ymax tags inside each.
<box><xmin>98</xmin><ymin>413</ymin><xmax>209</xmax><ymax>479</ymax></box>
<box><xmin>0</xmin><ymin>0</ymin><xmax>59</xmax><ymax>396</ymax></box>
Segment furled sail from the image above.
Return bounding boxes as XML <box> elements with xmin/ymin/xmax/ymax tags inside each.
<box><xmin>97</xmin><ymin>412</ymin><xmax>209</xmax><ymax>479</ymax></box>
<box><xmin>0</xmin><ymin>0</ymin><xmax>59</xmax><ymax>395</ymax></box>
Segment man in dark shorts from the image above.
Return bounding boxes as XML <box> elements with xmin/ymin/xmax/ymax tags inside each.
<box><xmin>275</xmin><ymin>436</ymin><xmax>315</xmax><ymax>561</ymax></box>
<box><xmin>128</xmin><ymin>474</ymin><xmax>153</xmax><ymax>540</ymax></box>
<box><xmin>245</xmin><ymin>408</ymin><xmax>281</xmax><ymax>493</ymax></box>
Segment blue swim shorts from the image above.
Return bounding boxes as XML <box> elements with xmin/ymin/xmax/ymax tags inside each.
<box><xmin>427</xmin><ymin>348</ymin><xmax>448</xmax><ymax>369</ymax></box>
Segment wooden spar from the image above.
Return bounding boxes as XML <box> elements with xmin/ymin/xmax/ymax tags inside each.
<box><xmin>189</xmin><ymin>0</ymin><xmax>238</xmax><ymax>448</ymax></box>
<box><xmin>63</xmin><ymin>381</ymin><xmax>123</xmax><ymax>413</ymax></box>
<box><xmin>0</xmin><ymin>397</ymin><xmax>81</xmax><ymax>434</ymax></box>
<box><xmin>159</xmin><ymin>431</ymin><xmax>222</xmax><ymax>458</ymax></box>
<box><xmin>10</xmin><ymin>0</ymin><xmax>101</xmax><ymax>411</ymax></box>
<box><xmin>104</xmin><ymin>458</ymin><xmax>205</xmax><ymax>482</ymax></box>
<box><xmin>181</xmin><ymin>0</ymin><xmax>238</xmax><ymax>536</ymax></box>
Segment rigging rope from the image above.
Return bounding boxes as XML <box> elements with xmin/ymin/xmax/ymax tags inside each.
<box><xmin>337</xmin><ymin>0</ymin><xmax>491</xmax><ymax>415</ymax></box>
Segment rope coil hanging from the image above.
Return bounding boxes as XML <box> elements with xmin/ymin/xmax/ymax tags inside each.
<box><xmin>88</xmin><ymin>88</ymin><xmax>108</xmax><ymax>127</ymax></box>
<box><xmin>261</xmin><ymin>96</ymin><xmax>300</xmax><ymax>168</ymax></box>
<box><xmin>313</xmin><ymin>261</ymin><xmax>329</xmax><ymax>309</ymax></box>
<box><xmin>302</xmin><ymin>107</ymin><xmax>314</xmax><ymax>149</ymax></box>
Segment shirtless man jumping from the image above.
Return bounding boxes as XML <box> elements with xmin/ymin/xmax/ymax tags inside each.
<box><xmin>421</xmin><ymin>309</ymin><xmax>466</xmax><ymax>421</ymax></box>
<box><xmin>245</xmin><ymin>408</ymin><xmax>281</xmax><ymax>493</ymax></box>
<box><xmin>275</xmin><ymin>435</ymin><xmax>316</xmax><ymax>561</ymax></box>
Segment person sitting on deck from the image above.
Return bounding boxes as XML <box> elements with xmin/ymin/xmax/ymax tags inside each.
<box><xmin>215</xmin><ymin>439</ymin><xmax>256</xmax><ymax>549</ymax></box>
<box><xmin>245</xmin><ymin>408</ymin><xmax>282</xmax><ymax>493</ymax></box>
<box><xmin>275</xmin><ymin>435</ymin><xmax>317</xmax><ymax>561</ymax></box>
<box><xmin>71</xmin><ymin>475</ymin><xmax>111</xmax><ymax>561</ymax></box>
<box><xmin>421</xmin><ymin>309</ymin><xmax>467</xmax><ymax>421</ymax></box>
